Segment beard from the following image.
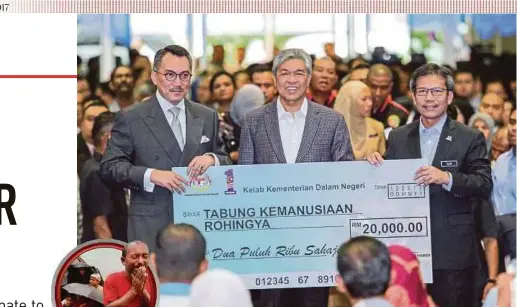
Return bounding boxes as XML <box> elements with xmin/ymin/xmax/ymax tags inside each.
<box><xmin>115</xmin><ymin>82</ymin><xmax>133</xmax><ymax>96</ymax></box>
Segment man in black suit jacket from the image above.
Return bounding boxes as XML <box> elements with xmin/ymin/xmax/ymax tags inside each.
<box><xmin>367</xmin><ymin>63</ymin><xmax>493</xmax><ymax>307</ymax></box>
<box><xmin>77</xmin><ymin>99</ymin><xmax>109</xmax><ymax>175</ymax></box>
<box><xmin>100</xmin><ymin>45</ymin><xmax>231</xmax><ymax>252</ymax></box>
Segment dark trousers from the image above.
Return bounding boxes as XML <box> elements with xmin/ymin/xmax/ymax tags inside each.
<box><xmin>427</xmin><ymin>268</ymin><xmax>477</xmax><ymax>307</ymax></box>
<box><xmin>253</xmin><ymin>287</ymin><xmax>329</xmax><ymax>307</ymax></box>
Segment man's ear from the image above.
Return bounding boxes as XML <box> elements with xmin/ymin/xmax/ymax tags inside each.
<box><xmin>199</xmin><ymin>259</ymin><xmax>209</xmax><ymax>274</ymax></box>
<box><xmin>150</xmin><ymin>252</ymin><xmax>157</xmax><ymax>270</ymax></box>
<box><xmin>336</xmin><ymin>274</ymin><xmax>348</xmax><ymax>295</ymax></box>
<box><xmin>447</xmin><ymin>90</ymin><xmax>454</xmax><ymax>105</ymax></box>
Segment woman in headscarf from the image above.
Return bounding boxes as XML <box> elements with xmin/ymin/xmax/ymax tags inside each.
<box><xmin>188</xmin><ymin>269</ymin><xmax>253</xmax><ymax>307</ymax></box>
<box><xmin>217</xmin><ymin>84</ymin><xmax>264</xmax><ymax>162</ymax></box>
<box><xmin>333</xmin><ymin>80</ymin><xmax>386</xmax><ymax>160</ymax></box>
<box><xmin>385</xmin><ymin>245</ymin><xmax>437</xmax><ymax>307</ymax></box>
<box><xmin>468</xmin><ymin>112</ymin><xmax>496</xmax><ymax>153</ymax></box>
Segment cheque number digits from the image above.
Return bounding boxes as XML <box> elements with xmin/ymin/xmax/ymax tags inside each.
<box><xmin>317</xmin><ymin>274</ymin><xmax>338</xmax><ymax>284</ymax></box>
<box><xmin>255</xmin><ymin>276</ymin><xmax>290</xmax><ymax>286</ymax></box>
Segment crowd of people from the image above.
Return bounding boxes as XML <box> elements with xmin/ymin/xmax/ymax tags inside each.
<box><xmin>61</xmin><ymin>259</ymin><xmax>105</xmax><ymax>307</ymax></box>
<box><xmin>76</xmin><ymin>41</ymin><xmax>516</xmax><ymax>307</ymax></box>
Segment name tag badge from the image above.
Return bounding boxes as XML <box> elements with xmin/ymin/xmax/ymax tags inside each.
<box><xmin>441</xmin><ymin>160</ymin><xmax>458</xmax><ymax>168</ymax></box>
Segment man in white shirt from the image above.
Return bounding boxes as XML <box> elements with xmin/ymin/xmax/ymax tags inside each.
<box><xmin>238</xmin><ymin>48</ymin><xmax>355</xmax><ymax>307</ymax></box>
<box><xmin>151</xmin><ymin>223</ymin><xmax>208</xmax><ymax>307</ymax></box>
<box><xmin>100</xmin><ymin>45</ymin><xmax>231</xmax><ymax>252</ymax></box>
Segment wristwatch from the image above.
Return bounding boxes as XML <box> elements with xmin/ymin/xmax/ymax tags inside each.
<box><xmin>487</xmin><ymin>278</ymin><xmax>497</xmax><ymax>284</ymax></box>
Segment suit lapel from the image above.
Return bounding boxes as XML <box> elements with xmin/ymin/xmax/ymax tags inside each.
<box><xmin>180</xmin><ymin>100</ymin><xmax>203</xmax><ymax>166</ymax></box>
<box><xmin>296</xmin><ymin>102</ymin><xmax>322</xmax><ymax>162</ymax></box>
<box><xmin>432</xmin><ymin>117</ymin><xmax>456</xmax><ymax>168</ymax></box>
<box><xmin>142</xmin><ymin>95</ymin><xmax>182</xmax><ymax>165</ymax></box>
<box><xmin>407</xmin><ymin>121</ymin><xmax>422</xmax><ymax>159</ymax></box>
<box><xmin>264</xmin><ymin>102</ymin><xmax>287</xmax><ymax>163</ymax></box>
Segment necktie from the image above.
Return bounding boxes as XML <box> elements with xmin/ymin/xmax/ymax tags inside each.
<box><xmin>169</xmin><ymin>107</ymin><xmax>184</xmax><ymax>150</ymax></box>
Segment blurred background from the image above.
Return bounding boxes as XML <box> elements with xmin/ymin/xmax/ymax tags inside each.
<box><xmin>77</xmin><ymin>13</ymin><xmax>516</xmax><ymax>84</ymax></box>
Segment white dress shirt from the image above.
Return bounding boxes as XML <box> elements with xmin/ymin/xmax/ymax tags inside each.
<box><xmin>418</xmin><ymin>114</ymin><xmax>453</xmax><ymax>191</ymax></box>
<box><xmin>143</xmin><ymin>92</ymin><xmax>219</xmax><ymax>192</ymax></box>
<box><xmin>277</xmin><ymin>98</ymin><xmax>308</xmax><ymax>163</ymax></box>
<box><xmin>86</xmin><ymin>142</ymin><xmax>95</xmax><ymax>156</ymax></box>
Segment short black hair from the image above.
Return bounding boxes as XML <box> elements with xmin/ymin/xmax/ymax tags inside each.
<box><xmin>410</xmin><ymin>63</ymin><xmax>454</xmax><ymax>92</ymax></box>
<box><xmin>453</xmin><ymin>67</ymin><xmax>477</xmax><ymax>80</ymax></box>
<box><xmin>77</xmin><ymin>56</ymin><xmax>82</xmax><ymax>67</ymax></box>
<box><xmin>351</xmin><ymin>63</ymin><xmax>371</xmax><ymax>71</ymax></box>
<box><xmin>337</xmin><ymin>236</ymin><xmax>391</xmax><ymax>299</ymax></box>
<box><xmin>92</xmin><ymin>111</ymin><xmax>115</xmax><ymax>147</ymax></box>
<box><xmin>348</xmin><ymin>57</ymin><xmax>368</xmax><ymax>70</ymax></box>
<box><xmin>81</xmin><ymin>96</ymin><xmax>108</xmax><ymax>118</ymax></box>
<box><xmin>248</xmin><ymin>64</ymin><xmax>273</xmax><ymax>80</ymax></box>
<box><xmin>153</xmin><ymin>45</ymin><xmax>192</xmax><ymax>72</ymax></box>
<box><xmin>209</xmin><ymin>70</ymin><xmax>236</xmax><ymax>93</ymax></box>
<box><xmin>155</xmin><ymin>223</ymin><xmax>207</xmax><ymax>282</ymax></box>
<box><xmin>483</xmin><ymin>78</ymin><xmax>508</xmax><ymax>96</ymax></box>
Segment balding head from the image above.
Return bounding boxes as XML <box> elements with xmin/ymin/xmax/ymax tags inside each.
<box><xmin>367</xmin><ymin>64</ymin><xmax>393</xmax><ymax>80</ymax></box>
<box><xmin>152</xmin><ymin>223</ymin><xmax>208</xmax><ymax>283</ymax></box>
<box><xmin>480</xmin><ymin>93</ymin><xmax>504</xmax><ymax>125</ymax></box>
<box><xmin>366</xmin><ymin>64</ymin><xmax>393</xmax><ymax>107</ymax></box>
<box><xmin>336</xmin><ymin>236</ymin><xmax>391</xmax><ymax>300</ymax></box>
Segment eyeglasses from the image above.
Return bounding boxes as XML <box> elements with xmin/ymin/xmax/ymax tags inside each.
<box><xmin>154</xmin><ymin>70</ymin><xmax>192</xmax><ymax>82</ymax></box>
<box><xmin>415</xmin><ymin>88</ymin><xmax>447</xmax><ymax>96</ymax></box>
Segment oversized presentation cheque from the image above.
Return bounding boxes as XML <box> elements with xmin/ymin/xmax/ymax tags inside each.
<box><xmin>173</xmin><ymin>159</ymin><xmax>432</xmax><ymax>289</ymax></box>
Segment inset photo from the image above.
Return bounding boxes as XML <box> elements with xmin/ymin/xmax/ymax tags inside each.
<box><xmin>52</xmin><ymin>240</ymin><xmax>158</xmax><ymax>307</ymax></box>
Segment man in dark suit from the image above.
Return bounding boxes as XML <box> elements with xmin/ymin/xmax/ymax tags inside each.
<box><xmin>100</xmin><ymin>45</ymin><xmax>231</xmax><ymax>252</ymax></box>
<box><xmin>367</xmin><ymin>63</ymin><xmax>493</xmax><ymax>307</ymax></box>
<box><xmin>78</xmin><ymin>98</ymin><xmax>109</xmax><ymax>175</ymax></box>
<box><xmin>80</xmin><ymin>111</ymin><xmax>127</xmax><ymax>243</ymax></box>
<box><xmin>239</xmin><ymin>48</ymin><xmax>355</xmax><ymax>307</ymax></box>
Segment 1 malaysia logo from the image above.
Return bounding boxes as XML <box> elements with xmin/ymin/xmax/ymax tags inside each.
<box><xmin>224</xmin><ymin>169</ymin><xmax>237</xmax><ymax>195</ymax></box>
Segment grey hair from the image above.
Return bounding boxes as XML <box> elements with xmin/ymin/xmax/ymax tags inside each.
<box><xmin>272</xmin><ymin>48</ymin><xmax>313</xmax><ymax>76</ymax></box>
<box><xmin>409</xmin><ymin>63</ymin><xmax>455</xmax><ymax>92</ymax></box>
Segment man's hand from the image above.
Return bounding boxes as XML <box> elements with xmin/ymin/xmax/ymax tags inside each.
<box><xmin>230</xmin><ymin>151</ymin><xmax>239</xmax><ymax>162</ymax></box>
<box><xmin>131</xmin><ymin>267</ymin><xmax>147</xmax><ymax>293</ymax></box>
<box><xmin>414</xmin><ymin>166</ymin><xmax>449</xmax><ymax>186</ymax></box>
<box><xmin>188</xmin><ymin>155</ymin><xmax>215</xmax><ymax>177</ymax></box>
<box><xmin>150</xmin><ymin>170</ymin><xmax>189</xmax><ymax>194</ymax></box>
<box><xmin>365</xmin><ymin>152</ymin><xmax>384</xmax><ymax>166</ymax></box>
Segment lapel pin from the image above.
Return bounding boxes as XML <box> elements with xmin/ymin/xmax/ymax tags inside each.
<box><xmin>446</xmin><ymin>136</ymin><xmax>452</xmax><ymax>141</ymax></box>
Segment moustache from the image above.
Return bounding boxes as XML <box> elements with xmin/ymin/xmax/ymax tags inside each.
<box><xmin>117</xmin><ymin>82</ymin><xmax>132</xmax><ymax>89</ymax></box>
<box><xmin>169</xmin><ymin>87</ymin><xmax>184</xmax><ymax>92</ymax></box>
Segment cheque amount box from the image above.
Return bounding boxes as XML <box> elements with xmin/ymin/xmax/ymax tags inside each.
<box><xmin>349</xmin><ymin>217</ymin><xmax>429</xmax><ymax>239</ymax></box>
